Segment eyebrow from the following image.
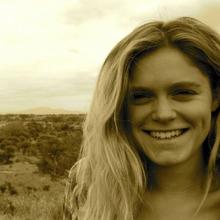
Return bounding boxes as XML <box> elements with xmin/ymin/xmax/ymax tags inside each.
<box><xmin>169</xmin><ymin>82</ymin><xmax>202</xmax><ymax>90</ymax></box>
<box><xmin>129</xmin><ymin>81</ymin><xmax>202</xmax><ymax>91</ymax></box>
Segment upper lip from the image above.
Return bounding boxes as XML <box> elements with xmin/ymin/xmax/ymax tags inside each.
<box><xmin>142</xmin><ymin>128</ymin><xmax>189</xmax><ymax>132</ymax></box>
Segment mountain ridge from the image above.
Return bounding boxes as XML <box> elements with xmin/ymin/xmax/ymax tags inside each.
<box><xmin>16</xmin><ymin>107</ymin><xmax>83</xmax><ymax>115</ymax></box>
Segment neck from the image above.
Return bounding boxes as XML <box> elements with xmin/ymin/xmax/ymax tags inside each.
<box><xmin>147</xmin><ymin>151</ymin><xmax>207</xmax><ymax>196</ymax></box>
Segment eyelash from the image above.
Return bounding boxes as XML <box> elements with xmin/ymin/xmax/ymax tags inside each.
<box><xmin>132</xmin><ymin>93</ymin><xmax>153</xmax><ymax>98</ymax></box>
<box><xmin>130</xmin><ymin>89</ymin><xmax>197</xmax><ymax>104</ymax></box>
<box><xmin>130</xmin><ymin>92</ymin><xmax>153</xmax><ymax>104</ymax></box>
<box><xmin>172</xmin><ymin>89</ymin><xmax>197</xmax><ymax>96</ymax></box>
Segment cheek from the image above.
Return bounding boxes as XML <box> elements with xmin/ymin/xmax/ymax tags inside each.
<box><xmin>180</xmin><ymin>103</ymin><xmax>212</xmax><ymax>142</ymax></box>
<box><xmin>128</xmin><ymin>105</ymin><xmax>151</xmax><ymax>126</ymax></box>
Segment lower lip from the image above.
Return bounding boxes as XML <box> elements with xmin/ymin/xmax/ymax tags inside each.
<box><xmin>143</xmin><ymin>129</ymin><xmax>189</xmax><ymax>141</ymax></box>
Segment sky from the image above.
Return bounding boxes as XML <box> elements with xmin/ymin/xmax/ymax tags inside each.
<box><xmin>1</xmin><ymin>0</ymin><xmax>220</xmax><ymax>113</ymax></box>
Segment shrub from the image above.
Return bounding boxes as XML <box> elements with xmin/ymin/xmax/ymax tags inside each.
<box><xmin>0</xmin><ymin>121</ymin><xmax>28</xmax><ymax>137</ymax></box>
<box><xmin>19</xmin><ymin>140</ymin><xmax>30</xmax><ymax>154</ymax></box>
<box><xmin>37</xmin><ymin>135</ymin><xmax>66</xmax><ymax>176</ymax></box>
<box><xmin>0</xmin><ymin>197</ymin><xmax>15</xmax><ymax>216</ymax></box>
<box><xmin>42</xmin><ymin>185</ymin><xmax>50</xmax><ymax>191</ymax></box>
<box><xmin>0</xmin><ymin>145</ymin><xmax>15</xmax><ymax>164</ymax></box>
<box><xmin>36</xmin><ymin>134</ymin><xmax>80</xmax><ymax>177</ymax></box>
<box><xmin>0</xmin><ymin>182</ymin><xmax>18</xmax><ymax>196</ymax></box>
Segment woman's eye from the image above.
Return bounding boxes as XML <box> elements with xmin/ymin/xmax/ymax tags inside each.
<box><xmin>130</xmin><ymin>91</ymin><xmax>153</xmax><ymax>104</ymax></box>
<box><xmin>174</xmin><ymin>89</ymin><xmax>196</xmax><ymax>95</ymax></box>
<box><xmin>172</xmin><ymin>89</ymin><xmax>197</xmax><ymax>100</ymax></box>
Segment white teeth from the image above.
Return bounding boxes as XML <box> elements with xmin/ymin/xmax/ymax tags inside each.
<box><xmin>148</xmin><ymin>129</ymin><xmax>184</xmax><ymax>139</ymax></box>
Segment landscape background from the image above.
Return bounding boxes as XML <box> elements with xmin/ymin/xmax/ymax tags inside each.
<box><xmin>1</xmin><ymin>0</ymin><xmax>220</xmax><ymax>219</ymax></box>
<box><xmin>1</xmin><ymin>0</ymin><xmax>220</xmax><ymax>114</ymax></box>
<box><xmin>0</xmin><ymin>112</ymin><xmax>84</xmax><ymax>219</ymax></box>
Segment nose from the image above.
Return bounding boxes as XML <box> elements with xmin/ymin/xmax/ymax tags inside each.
<box><xmin>151</xmin><ymin>97</ymin><xmax>176</xmax><ymax>122</ymax></box>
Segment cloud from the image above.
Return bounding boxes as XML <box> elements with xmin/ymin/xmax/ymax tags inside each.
<box><xmin>63</xmin><ymin>0</ymin><xmax>204</xmax><ymax>27</ymax></box>
<box><xmin>195</xmin><ymin>2</ymin><xmax>220</xmax><ymax>30</ymax></box>
<box><xmin>1</xmin><ymin>0</ymin><xmax>220</xmax><ymax>112</ymax></box>
<box><xmin>0</xmin><ymin>73</ymin><xmax>96</xmax><ymax>97</ymax></box>
<box><xmin>0</xmin><ymin>74</ymin><xmax>95</xmax><ymax>112</ymax></box>
<box><xmin>62</xmin><ymin>0</ymin><xmax>135</xmax><ymax>25</ymax></box>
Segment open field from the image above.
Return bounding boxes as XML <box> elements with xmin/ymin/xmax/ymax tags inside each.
<box><xmin>0</xmin><ymin>157</ymin><xmax>65</xmax><ymax>219</ymax></box>
<box><xmin>0</xmin><ymin>114</ymin><xmax>84</xmax><ymax>219</ymax></box>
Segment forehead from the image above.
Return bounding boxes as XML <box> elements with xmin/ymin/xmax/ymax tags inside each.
<box><xmin>129</xmin><ymin>46</ymin><xmax>210</xmax><ymax>89</ymax></box>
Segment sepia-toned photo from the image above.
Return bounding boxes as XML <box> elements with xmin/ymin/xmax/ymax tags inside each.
<box><xmin>1</xmin><ymin>1</ymin><xmax>220</xmax><ymax>220</ymax></box>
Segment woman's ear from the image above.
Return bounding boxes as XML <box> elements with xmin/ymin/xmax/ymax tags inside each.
<box><xmin>212</xmin><ymin>99</ymin><xmax>219</xmax><ymax>112</ymax></box>
<box><xmin>212</xmin><ymin>85</ymin><xmax>220</xmax><ymax>112</ymax></box>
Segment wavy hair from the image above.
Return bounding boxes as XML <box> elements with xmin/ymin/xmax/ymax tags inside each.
<box><xmin>63</xmin><ymin>17</ymin><xmax>220</xmax><ymax>220</ymax></box>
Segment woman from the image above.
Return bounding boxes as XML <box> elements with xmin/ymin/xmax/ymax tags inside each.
<box><xmin>63</xmin><ymin>17</ymin><xmax>220</xmax><ymax>220</ymax></box>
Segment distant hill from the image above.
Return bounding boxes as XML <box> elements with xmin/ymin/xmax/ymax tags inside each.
<box><xmin>16</xmin><ymin>107</ymin><xmax>82</xmax><ymax>115</ymax></box>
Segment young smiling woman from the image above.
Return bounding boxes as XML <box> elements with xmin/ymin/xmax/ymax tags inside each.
<box><xmin>129</xmin><ymin>46</ymin><xmax>220</xmax><ymax>220</ymax></box>
<box><xmin>63</xmin><ymin>17</ymin><xmax>220</xmax><ymax>220</ymax></box>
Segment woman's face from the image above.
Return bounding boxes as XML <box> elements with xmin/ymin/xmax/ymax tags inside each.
<box><xmin>128</xmin><ymin>46</ymin><xmax>218</xmax><ymax>166</ymax></box>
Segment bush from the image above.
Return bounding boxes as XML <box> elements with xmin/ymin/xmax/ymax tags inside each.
<box><xmin>42</xmin><ymin>185</ymin><xmax>50</xmax><ymax>191</ymax></box>
<box><xmin>0</xmin><ymin>182</ymin><xmax>18</xmax><ymax>196</ymax></box>
<box><xmin>19</xmin><ymin>140</ymin><xmax>30</xmax><ymax>154</ymax></box>
<box><xmin>0</xmin><ymin>121</ymin><xmax>28</xmax><ymax>137</ymax></box>
<box><xmin>36</xmin><ymin>134</ymin><xmax>80</xmax><ymax>177</ymax></box>
<box><xmin>0</xmin><ymin>197</ymin><xmax>15</xmax><ymax>216</ymax></box>
<box><xmin>37</xmin><ymin>135</ymin><xmax>67</xmax><ymax>176</ymax></box>
<box><xmin>0</xmin><ymin>145</ymin><xmax>15</xmax><ymax>164</ymax></box>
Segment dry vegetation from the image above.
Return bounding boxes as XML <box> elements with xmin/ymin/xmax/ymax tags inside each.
<box><xmin>0</xmin><ymin>114</ymin><xmax>84</xmax><ymax>219</ymax></box>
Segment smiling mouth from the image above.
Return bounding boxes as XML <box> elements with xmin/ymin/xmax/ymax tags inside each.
<box><xmin>143</xmin><ymin>129</ymin><xmax>188</xmax><ymax>140</ymax></box>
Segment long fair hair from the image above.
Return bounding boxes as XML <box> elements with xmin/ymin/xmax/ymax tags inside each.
<box><xmin>63</xmin><ymin>17</ymin><xmax>220</xmax><ymax>220</ymax></box>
